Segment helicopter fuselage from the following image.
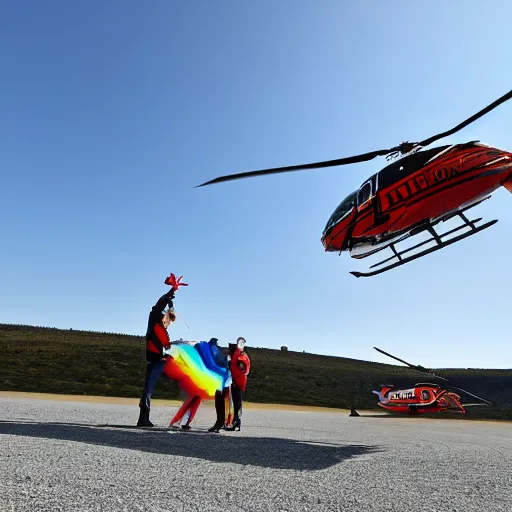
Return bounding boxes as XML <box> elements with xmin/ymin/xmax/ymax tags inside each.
<box><xmin>198</xmin><ymin>89</ymin><xmax>512</xmax><ymax>276</ymax></box>
<box><xmin>373</xmin><ymin>383</ymin><xmax>466</xmax><ymax>415</ymax></box>
<box><xmin>321</xmin><ymin>142</ymin><xmax>512</xmax><ymax>256</ymax></box>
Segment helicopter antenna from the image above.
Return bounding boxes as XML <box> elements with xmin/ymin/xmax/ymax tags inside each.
<box><xmin>374</xmin><ymin>347</ymin><xmax>492</xmax><ymax>405</ymax></box>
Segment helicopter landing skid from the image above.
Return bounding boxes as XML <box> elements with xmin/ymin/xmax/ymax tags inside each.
<box><xmin>350</xmin><ymin>213</ymin><xmax>498</xmax><ymax>278</ymax></box>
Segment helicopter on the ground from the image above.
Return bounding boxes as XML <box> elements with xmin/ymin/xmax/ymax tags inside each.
<box><xmin>372</xmin><ymin>347</ymin><xmax>492</xmax><ymax>415</ymax></box>
<box><xmin>197</xmin><ymin>89</ymin><xmax>512</xmax><ymax>277</ymax></box>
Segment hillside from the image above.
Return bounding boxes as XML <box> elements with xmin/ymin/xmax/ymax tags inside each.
<box><xmin>1</xmin><ymin>323</ymin><xmax>511</xmax><ymax>420</ymax></box>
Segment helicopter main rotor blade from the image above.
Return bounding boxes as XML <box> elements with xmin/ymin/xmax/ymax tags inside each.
<box><xmin>195</xmin><ymin>148</ymin><xmax>392</xmax><ymax>187</ymax></box>
<box><xmin>374</xmin><ymin>346</ymin><xmax>418</xmax><ymax>368</ymax></box>
<box><xmin>373</xmin><ymin>347</ymin><xmax>449</xmax><ymax>381</ymax></box>
<box><xmin>196</xmin><ymin>88</ymin><xmax>512</xmax><ymax>188</ymax></box>
<box><xmin>417</xmin><ymin>88</ymin><xmax>512</xmax><ymax>148</ymax></box>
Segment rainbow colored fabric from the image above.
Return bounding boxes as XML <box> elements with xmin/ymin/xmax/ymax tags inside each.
<box><xmin>163</xmin><ymin>341</ymin><xmax>232</xmax><ymax>399</ymax></box>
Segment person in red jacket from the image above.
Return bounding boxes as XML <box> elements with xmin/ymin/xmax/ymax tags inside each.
<box><xmin>137</xmin><ymin>273</ymin><xmax>188</xmax><ymax>427</ymax></box>
<box><xmin>225</xmin><ymin>337</ymin><xmax>250</xmax><ymax>431</ymax></box>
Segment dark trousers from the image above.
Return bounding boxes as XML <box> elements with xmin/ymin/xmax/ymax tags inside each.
<box><xmin>139</xmin><ymin>359</ymin><xmax>167</xmax><ymax>409</ymax></box>
<box><xmin>231</xmin><ymin>383</ymin><xmax>243</xmax><ymax>422</ymax></box>
<box><xmin>212</xmin><ymin>385</ymin><xmax>243</xmax><ymax>427</ymax></box>
<box><xmin>213</xmin><ymin>388</ymin><xmax>228</xmax><ymax>427</ymax></box>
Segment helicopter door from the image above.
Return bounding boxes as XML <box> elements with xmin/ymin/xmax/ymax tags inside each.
<box><xmin>351</xmin><ymin>177</ymin><xmax>377</xmax><ymax>238</ymax></box>
<box><xmin>356</xmin><ymin>178</ymin><xmax>375</xmax><ymax>212</ymax></box>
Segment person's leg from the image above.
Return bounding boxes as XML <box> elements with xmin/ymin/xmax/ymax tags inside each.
<box><xmin>208</xmin><ymin>389</ymin><xmax>226</xmax><ymax>432</ymax></box>
<box><xmin>169</xmin><ymin>395</ymin><xmax>195</xmax><ymax>427</ymax></box>
<box><xmin>138</xmin><ymin>360</ymin><xmax>166</xmax><ymax>426</ymax></box>
<box><xmin>137</xmin><ymin>363</ymin><xmax>153</xmax><ymax>426</ymax></box>
<box><xmin>223</xmin><ymin>384</ymin><xmax>242</xmax><ymax>431</ymax></box>
<box><xmin>231</xmin><ymin>383</ymin><xmax>243</xmax><ymax>430</ymax></box>
<box><xmin>183</xmin><ymin>396</ymin><xmax>202</xmax><ymax>429</ymax></box>
<box><xmin>224</xmin><ymin>386</ymin><xmax>234</xmax><ymax>428</ymax></box>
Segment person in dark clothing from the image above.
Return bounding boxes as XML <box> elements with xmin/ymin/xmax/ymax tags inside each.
<box><xmin>137</xmin><ymin>273</ymin><xmax>188</xmax><ymax>427</ymax></box>
<box><xmin>207</xmin><ymin>338</ymin><xmax>231</xmax><ymax>433</ymax></box>
<box><xmin>208</xmin><ymin>388</ymin><xmax>230</xmax><ymax>433</ymax></box>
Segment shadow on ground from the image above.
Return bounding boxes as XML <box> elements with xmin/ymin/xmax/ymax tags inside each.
<box><xmin>0</xmin><ymin>420</ymin><xmax>382</xmax><ymax>470</ymax></box>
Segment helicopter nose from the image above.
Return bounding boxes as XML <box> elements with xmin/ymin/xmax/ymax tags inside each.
<box><xmin>320</xmin><ymin>230</ymin><xmax>330</xmax><ymax>248</ymax></box>
<box><xmin>321</xmin><ymin>231</ymin><xmax>337</xmax><ymax>252</ymax></box>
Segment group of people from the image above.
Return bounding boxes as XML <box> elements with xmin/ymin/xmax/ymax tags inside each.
<box><xmin>136</xmin><ymin>273</ymin><xmax>250</xmax><ymax>433</ymax></box>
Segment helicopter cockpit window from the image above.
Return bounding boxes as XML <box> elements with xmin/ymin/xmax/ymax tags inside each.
<box><xmin>323</xmin><ymin>191</ymin><xmax>356</xmax><ymax>233</ymax></box>
<box><xmin>357</xmin><ymin>180</ymin><xmax>372</xmax><ymax>207</ymax></box>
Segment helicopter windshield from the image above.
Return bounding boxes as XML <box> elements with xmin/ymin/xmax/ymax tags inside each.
<box><xmin>323</xmin><ymin>191</ymin><xmax>356</xmax><ymax>234</ymax></box>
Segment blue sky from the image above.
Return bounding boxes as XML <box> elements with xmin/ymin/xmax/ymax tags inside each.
<box><xmin>1</xmin><ymin>1</ymin><xmax>511</xmax><ymax>369</ymax></box>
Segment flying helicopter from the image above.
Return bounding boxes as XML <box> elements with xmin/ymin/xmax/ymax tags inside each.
<box><xmin>197</xmin><ymin>89</ymin><xmax>512</xmax><ymax>277</ymax></box>
<box><xmin>372</xmin><ymin>347</ymin><xmax>492</xmax><ymax>415</ymax></box>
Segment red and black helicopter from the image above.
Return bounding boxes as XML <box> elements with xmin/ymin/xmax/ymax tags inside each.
<box><xmin>372</xmin><ymin>347</ymin><xmax>492</xmax><ymax>415</ymax></box>
<box><xmin>197</xmin><ymin>89</ymin><xmax>512</xmax><ymax>277</ymax></box>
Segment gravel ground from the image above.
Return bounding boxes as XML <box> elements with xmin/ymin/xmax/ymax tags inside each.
<box><xmin>1</xmin><ymin>395</ymin><xmax>511</xmax><ymax>512</ymax></box>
